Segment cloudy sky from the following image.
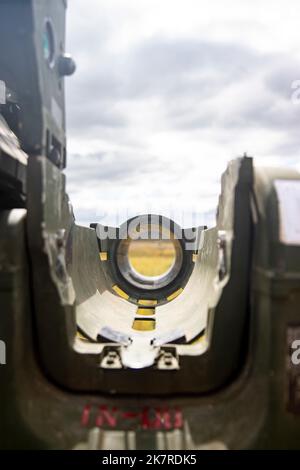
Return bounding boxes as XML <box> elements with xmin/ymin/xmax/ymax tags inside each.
<box><xmin>65</xmin><ymin>0</ymin><xmax>300</xmax><ymax>227</ymax></box>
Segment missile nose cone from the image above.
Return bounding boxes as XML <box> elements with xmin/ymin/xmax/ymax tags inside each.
<box><xmin>58</xmin><ymin>53</ymin><xmax>76</xmax><ymax>77</ymax></box>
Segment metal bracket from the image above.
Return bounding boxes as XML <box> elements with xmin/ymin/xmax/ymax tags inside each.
<box><xmin>157</xmin><ymin>348</ymin><xmax>179</xmax><ymax>370</ymax></box>
<box><xmin>100</xmin><ymin>348</ymin><xmax>122</xmax><ymax>369</ymax></box>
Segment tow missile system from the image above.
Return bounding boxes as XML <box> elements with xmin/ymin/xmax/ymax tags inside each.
<box><xmin>0</xmin><ymin>0</ymin><xmax>300</xmax><ymax>450</ymax></box>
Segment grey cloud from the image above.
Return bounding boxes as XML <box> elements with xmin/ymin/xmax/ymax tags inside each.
<box><xmin>270</xmin><ymin>129</ymin><xmax>300</xmax><ymax>162</ymax></box>
<box><xmin>67</xmin><ymin>35</ymin><xmax>247</xmax><ymax>137</ymax></box>
<box><xmin>67</xmin><ymin>99</ymin><xmax>127</xmax><ymax>133</ymax></box>
<box><xmin>265</xmin><ymin>61</ymin><xmax>300</xmax><ymax>100</ymax></box>
<box><xmin>220</xmin><ymin>94</ymin><xmax>300</xmax><ymax>131</ymax></box>
<box><xmin>126</xmin><ymin>38</ymin><xmax>264</xmax><ymax>96</ymax></box>
<box><xmin>66</xmin><ymin>151</ymin><xmax>165</xmax><ymax>188</ymax></box>
<box><xmin>68</xmin><ymin>36</ymin><xmax>265</xmax><ymax>103</ymax></box>
<box><xmin>164</xmin><ymin>55</ymin><xmax>300</xmax><ymax>132</ymax></box>
<box><xmin>67</xmin><ymin>32</ymin><xmax>300</xmax><ymax>137</ymax></box>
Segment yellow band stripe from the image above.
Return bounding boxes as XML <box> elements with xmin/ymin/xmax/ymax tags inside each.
<box><xmin>112</xmin><ymin>284</ymin><xmax>129</xmax><ymax>300</ymax></box>
<box><xmin>166</xmin><ymin>288</ymin><xmax>183</xmax><ymax>302</ymax></box>
<box><xmin>132</xmin><ymin>318</ymin><xmax>156</xmax><ymax>331</ymax></box>
<box><xmin>136</xmin><ymin>307</ymin><xmax>156</xmax><ymax>316</ymax></box>
<box><xmin>138</xmin><ymin>299</ymin><xmax>158</xmax><ymax>306</ymax></box>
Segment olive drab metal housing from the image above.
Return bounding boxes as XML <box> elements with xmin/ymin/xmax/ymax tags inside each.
<box><xmin>0</xmin><ymin>0</ymin><xmax>73</xmax><ymax>168</ymax></box>
<box><xmin>1</xmin><ymin>0</ymin><xmax>300</xmax><ymax>450</ymax></box>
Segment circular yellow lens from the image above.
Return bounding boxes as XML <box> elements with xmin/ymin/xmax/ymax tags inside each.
<box><xmin>116</xmin><ymin>218</ymin><xmax>184</xmax><ymax>291</ymax></box>
<box><xmin>128</xmin><ymin>239</ymin><xmax>176</xmax><ymax>278</ymax></box>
